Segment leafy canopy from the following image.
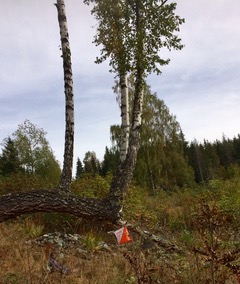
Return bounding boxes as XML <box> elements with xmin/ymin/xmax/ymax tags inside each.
<box><xmin>12</xmin><ymin>120</ymin><xmax>61</xmax><ymax>179</ymax></box>
<box><xmin>84</xmin><ymin>0</ymin><xmax>184</xmax><ymax>76</ymax></box>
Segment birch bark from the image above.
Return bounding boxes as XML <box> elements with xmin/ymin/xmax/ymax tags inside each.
<box><xmin>55</xmin><ymin>0</ymin><xmax>74</xmax><ymax>192</ymax></box>
<box><xmin>119</xmin><ymin>73</ymin><xmax>130</xmax><ymax>163</ymax></box>
<box><xmin>109</xmin><ymin>0</ymin><xmax>144</xmax><ymax>216</ymax></box>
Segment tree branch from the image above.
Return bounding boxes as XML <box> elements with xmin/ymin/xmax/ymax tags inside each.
<box><xmin>160</xmin><ymin>0</ymin><xmax>168</xmax><ymax>8</ymax></box>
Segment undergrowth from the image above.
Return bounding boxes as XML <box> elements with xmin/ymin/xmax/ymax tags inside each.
<box><xmin>0</xmin><ymin>175</ymin><xmax>240</xmax><ymax>283</ymax></box>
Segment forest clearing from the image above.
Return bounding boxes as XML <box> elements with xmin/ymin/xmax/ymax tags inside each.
<box><xmin>1</xmin><ymin>0</ymin><xmax>240</xmax><ymax>283</ymax></box>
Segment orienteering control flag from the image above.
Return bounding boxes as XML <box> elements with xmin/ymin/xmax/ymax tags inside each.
<box><xmin>114</xmin><ymin>227</ymin><xmax>132</xmax><ymax>244</ymax></box>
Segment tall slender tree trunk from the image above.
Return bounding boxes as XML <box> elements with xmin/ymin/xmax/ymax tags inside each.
<box><xmin>119</xmin><ymin>73</ymin><xmax>130</xmax><ymax>163</ymax></box>
<box><xmin>55</xmin><ymin>0</ymin><xmax>74</xmax><ymax>192</ymax></box>
<box><xmin>109</xmin><ymin>0</ymin><xmax>144</xmax><ymax>216</ymax></box>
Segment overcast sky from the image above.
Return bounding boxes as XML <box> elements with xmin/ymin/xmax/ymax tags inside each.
<box><xmin>0</xmin><ymin>0</ymin><xmax>240</xmax><ymax>170</ymax></box>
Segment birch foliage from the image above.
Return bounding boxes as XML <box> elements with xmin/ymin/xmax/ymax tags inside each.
<box><xmin>12</xmin><ymin>120</ymin><xmax>50</xmax><ymax>173</ymax></box>
<box><xmin>84</xmin><ymin>0</ymin><xmax>184</xmax><ymax>76</ymax></box>
<box><xmin>84</xmin><ymin>0</ymin><xmax>185</xmax><ymax>205</ymax></box>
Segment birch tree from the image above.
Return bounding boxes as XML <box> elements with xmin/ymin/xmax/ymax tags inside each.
<box><xmin>85</xmin><ymin>0</ymin><xmax>184</xmax><ymax>215</ymax></box>
<box><xmin>85</xmin><ymin>0</ymin><xmax>131</xmax><ymax>163</ymax></box>
<box><xmin>0</xmin><ymin>0</ymin><xmax>184</xmax><ymax>225</ymax></box>
<box><xmin>55</xmin><ymin>0</ymin><xmax>74</xmax><ymax>192</ymax></box>
<box><xmin>12</xmin><ymin>119</ymin><xmax>49</xmax><ymax>173</ymax></box>
<box><xmin>0</xmin><ymin>0</ymin><xmax>115</xmax><ymax>223</ymax></box>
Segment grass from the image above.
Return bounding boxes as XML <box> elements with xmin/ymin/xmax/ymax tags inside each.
<box><xmin>0</xmin><ymin>177</ymin><xmax>240</xmax><ymax>283</ymax></box>
<box><xmin>0</xmin><ymin>220</ymin><xmax>133</xmax><ymax>284</ymax></box>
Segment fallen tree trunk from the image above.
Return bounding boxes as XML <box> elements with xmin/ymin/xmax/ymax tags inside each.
<box><xmin>0</xmin><ymin>189</ymin><xmax>120</xmax><ymax>223</ymax></box>
<box><xmin>0</xmin><ymin>190</ymin><xmax>185</xmax><ymax>256</ymax></box>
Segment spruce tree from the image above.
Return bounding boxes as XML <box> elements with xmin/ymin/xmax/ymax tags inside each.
<box><xmin>101</xmin><ymin>147</ymin><xmax>119</xmax><ymax>176</ymax></box>
<box><xmin>0</xmin><ymin>137</ymin><xmax>22</xmax><ymax>176</ymax></box>
<box><xmin>75</xmin><ymin>157</ymin><xmax>84</xmax><ymax>179</ymax></box>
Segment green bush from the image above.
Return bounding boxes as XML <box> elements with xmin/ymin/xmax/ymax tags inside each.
<box><xmin>0</xmin><ymin>173</ymin><xmax>58</xmax><ymax>194</ymax></box>
<box><xmin>71</xmin><ymin>173</ymin><xmax>111</xmax><ymax>198</ymax></box>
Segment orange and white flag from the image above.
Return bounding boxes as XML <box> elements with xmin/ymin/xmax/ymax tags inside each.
<box><xmin>114</xmin><ymin>227</ymin><xmax>132</xmax><ymax>244</ymax></box>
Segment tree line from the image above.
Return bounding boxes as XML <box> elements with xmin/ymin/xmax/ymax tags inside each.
<box><xmin>186</xmin><ymin>135</ymin><xmax>240</xmax><ymax>184</ymax></box>
<box><xmin>1</xmin><ymin>119</ymin><xmax>239</xmax><ymax>194</ymax></box>
<box><xmin>76</xmin><ymin>135</ymin><xmax>240</xmax><ymax>191</ymax></box>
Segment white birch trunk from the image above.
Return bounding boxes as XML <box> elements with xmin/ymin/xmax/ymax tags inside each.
<box><xmin>109</xmin><ymin>78</ymin><xmax>144</xmax><ymax>216</ymax></box>
<box><xmin>55</xmin><ymin>0</ymin><xmax>74</xmax><ymax>191</ymax></box>
<box><xmin>119</xmin><ymin>73</ymin><xmax>130</xmax><ymax>163</ymax></box>
<box><xmin>109</xmin><ymin>0</ymin><xmax>144</xmax><ymax>215</ymax></box>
